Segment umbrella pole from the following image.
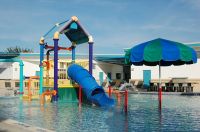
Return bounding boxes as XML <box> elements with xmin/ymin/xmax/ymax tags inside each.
<box><xmin>158</xmin><ymin>62</ymin><xmax>162</xmax><ymax>109</ymax></box>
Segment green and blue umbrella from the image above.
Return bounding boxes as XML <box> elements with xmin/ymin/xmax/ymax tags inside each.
<box><xmin>125</xmin><ymin>38</ymin><xmax>197</xmax><ymax>108</ymax></box>
<box><xmin>125</xmin><ymin>38</ymin><xmax>197</xmax><ymax>66</ymax></box>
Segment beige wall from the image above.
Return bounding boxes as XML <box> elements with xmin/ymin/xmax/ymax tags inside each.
<box><xmin>131</xmin><ymin>59</ymin><xmax>200</xmax><ymax>80</ymax></box>
<box><xmin>0</xmin><ymin>80</ymin><xmax>20</xmax><ymax>90</ymax></box>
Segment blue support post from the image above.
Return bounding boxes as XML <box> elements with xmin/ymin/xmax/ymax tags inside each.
<box><xmin>88</xmin><ymin>36</ymin><xmax>94</xmax><ymax>75</ymax></box>
<box><xmin>53</xmin><ymin>32</ymin><xmax>59</xmax><ymax>101</ymax></box>
<box><xmin>39</xmin><ymin>37</ymin><xmax>45</xmax><ymax>95</ymax></box>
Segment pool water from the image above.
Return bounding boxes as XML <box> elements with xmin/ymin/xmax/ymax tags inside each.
<box><xmin>1</xmin><ymin>94</ymin><xmax>200</xmax><ymax>132</ymax></box>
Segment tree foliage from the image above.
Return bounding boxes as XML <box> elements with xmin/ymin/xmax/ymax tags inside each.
<box><xmin>5</xmin><ymin>46</ymin><xmax>33</xmax><ymax>53</ymax></box>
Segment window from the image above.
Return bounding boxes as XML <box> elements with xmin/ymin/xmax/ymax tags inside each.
<box><xmin>34</xmin><ymin>82</ymin><xmax>39</xmax><ymax>87</ymax></box>
<box><xmin>107</xmin><ymin>72</ymin><xmax>112</xmax><ymax>80</ymax></box>
<box><xmin>0</xmin><ymin>68</ymin><xmax>6</xmax><ymax>73</ymax></box>
<box><xmin>92</xmin><ymin>64</ymin><xmax>96</xmax><ymax>69</ymax></box>
<box><xmin>25</xmin><ymin>82</ymin><xmax>28</xmax><ymax>87</ymax></box>
<box><xmin>15</xmin><ymin>68</ymin><xmax>18</xmax><ymax>71</ymax></box>
<box><xmin>60</xmin><ymin>62</ymin><xmax>65</xmax><ymax>69</ymax></box>
<box><xmin>58</xmin><ymin>69</ymin><xmax>66</xmax><ymax>79</ymax></box>
<box><xmin>116</xmin><ymin>73</ymin><xmax>121</xmax><ymax>79</ymax></box>
<box><xmin>59</xmin><ymin>73</ymin><xmax>66</xmax><ymax>79</ymax></box>
<box><xmin>66</xmin><ymin>62</ymin><xmax>71</xmax><ymax>68</ymax></box>
<box><xmin>15</xmin><ymin>82</ymin><xmax>20</xmax><ymax>87</ymax></box>
<box><xmin>5</xmin><ymin>82</ymin><xmax>11</xmax><ymax>87</ymax></box>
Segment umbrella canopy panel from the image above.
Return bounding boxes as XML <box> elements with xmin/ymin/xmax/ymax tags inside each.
<box><xmin>125</xmin><ymin>38</ymin><xmax>197</xmax><ymax>66</ymax></box>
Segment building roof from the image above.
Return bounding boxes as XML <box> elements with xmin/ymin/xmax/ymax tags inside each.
<box><xmin>0</xmin><ymin>53</ymin><xmax>125</xmax><ymax>65</ymax></box>
<box><xmin>94</xmin><ymin>55</ymin><xmax>124</xmax><ymax>65</ymax></box>
<box><xmin>0</xmin><ymin>52</ymin><xmax>20</xmax><ymax>59</ymax></box>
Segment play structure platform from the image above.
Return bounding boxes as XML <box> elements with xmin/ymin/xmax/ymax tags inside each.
<box><xmin>36</xmin><ymin>16</ymin><xmax>115</xmax><ymax>108</ymax></box>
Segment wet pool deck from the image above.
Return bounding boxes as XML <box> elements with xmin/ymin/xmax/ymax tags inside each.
<box><xmin>129</xmin><ymin>91</ymin><xmax>200</xmax><ymax>96</ymax></box>
<box><xmin>0</xmin><ymin>119</ymin><xmax>54</xmax><ymax>132</ymax></box>
<box><xmin>130</xmin><ymin>91</ymin><xmax>182</xmax><ymax>95</ymax></box>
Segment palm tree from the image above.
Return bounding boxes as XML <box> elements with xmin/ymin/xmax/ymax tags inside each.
<box><xmin>5</xmin><ymin>46</ymin><xmax>33</xmax><ymax>53</ymax></box>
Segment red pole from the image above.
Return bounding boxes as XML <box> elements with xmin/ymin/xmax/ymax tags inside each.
<box><xmin>124</xmin><ymin>90</ymin><xmax>128</xmax><ymax>114</ymax></box>
<box><xmin>116</xmin><ymin>92</ymin><xmax>121</xmax><ymax>105</ymax></box>
<box><xmin>158</xmin><ymin>63</ymin><xmax>162</xmax><ymax>110</ymax></box>
<box><xmin>79</xmin><ymin>86</ymin><xmax>82</xmax><ymax>106</ymax></box>
<box><xmin>108</xmin><ymin>86</ymin><xmax>112</xmax><ymax>97</ymax></box>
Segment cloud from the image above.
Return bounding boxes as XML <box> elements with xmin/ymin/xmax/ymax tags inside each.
<box><xmin>180</xmin><ymin>0</ymin><xmax>200</xmax><ymax>9</ymax></box>
<box><xmin>140</xmin><ymin>23</ymin><xmax>200</xmax><ymax>33</ymax></box>
<box><xmin>0</xmin><ymin>0</ymin><xmax>200</xmax><ymax>54</ymax></box>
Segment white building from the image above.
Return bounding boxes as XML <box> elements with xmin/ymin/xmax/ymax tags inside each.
<box><xmin>0</xmin><ymin>53</ymin><xmax>125</xmax><ymax>90</ymax></box>
<box><xmin>0</xmin><ymin>61</ymin><xmax>39</xmax><ymax>80</ymax></box>
<box><xmin>0</xmin><ymin>43</ymin><xmax>199</xmax><ymax>92</ymax></box>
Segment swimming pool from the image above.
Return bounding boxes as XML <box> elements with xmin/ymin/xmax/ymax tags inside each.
<box><xmin>0</xmin><ymin>94</ymin><xmax>200</xmax><ymax>131</ymax></box>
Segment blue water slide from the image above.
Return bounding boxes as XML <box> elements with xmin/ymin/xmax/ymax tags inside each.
<box><xmin>67</xmin><ymin>64</ymin><xmax>114</xmax><ymax>108</ymax></box>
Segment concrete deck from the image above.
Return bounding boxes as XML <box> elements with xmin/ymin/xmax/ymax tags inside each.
<box><xmin>0</xmin><ymin>118</ymin><xmax>54</xmax><ymax>132</ymax></box>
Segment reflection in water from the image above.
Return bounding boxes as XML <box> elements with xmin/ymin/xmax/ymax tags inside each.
<box><xmin>158</xmin><ymin>104</ymin><xmax>162</xmax><ymax>132</ymax></box>
<box><xmin>78</xmin><ymin>103</ymin><xmax>82</xmax><ymax>113</ymax></box>
<box><xmin>18</xmin><ymin>100</ymin><xmax>24</xmax><ymax>122</ymax></box>
<box><xmin>124</xmin><ymin>114</ymin><xmax>128</xmax><ymax>132</ymax></box>
<box><xmin>1</xmin><ymin>95</ymin><xmax>200</xmax><ymax>131</ymax></box>
<box><xmin>27</xmin><ymin>101</ymin><xmax>32</xmax><ymax>117</ymax></box>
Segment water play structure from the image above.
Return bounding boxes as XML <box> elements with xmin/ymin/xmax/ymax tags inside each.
<box><xmin>39</xmin><ymin>16</ymin><xmax>115</xmax><ymax>108</ymax></box>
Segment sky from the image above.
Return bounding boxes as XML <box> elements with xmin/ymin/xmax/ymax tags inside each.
<box><xmin>0</xmin><ymin>0</ymin><xmax>200</xmax><ymax>54</ymax></box>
